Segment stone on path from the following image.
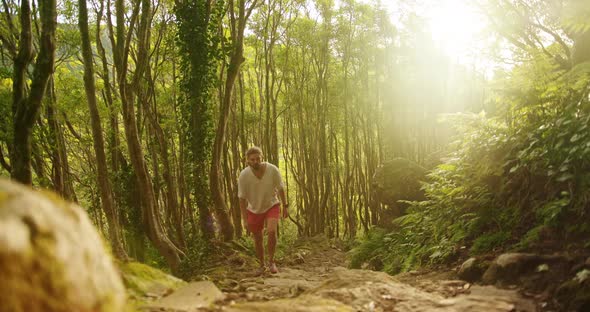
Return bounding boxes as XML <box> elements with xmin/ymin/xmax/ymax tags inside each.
<box><xmin>436</xmin><ymin>285</ymin><xmax>536</xmax><ymax>312</ymax></box>
<box><xmin>0</xmin><ymin>179</ymin><xmax>125</xmax><ymax>312</ymax></box>
<box><xmin>482</xmin><ymin>252</ymin><xmax>566</xmax><ymax>285</ymax></box>
<box><xmin>225</xmin><ymin>295</ymin><xmax>354</xmax><ymax>312</ymax></box>
<box><xmin>143</xmin><ymin>281</ymin><xmax>224</xmax><ymax>311</ymax></box>
<box><xmin>457</xmin><ymin>257</ymin><xmax>486</xmax><ymax>282</ymax></box>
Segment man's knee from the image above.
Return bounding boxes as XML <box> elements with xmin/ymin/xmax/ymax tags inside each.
<box><xmin>253</xmin><ymin>231</ymin><xmax>264</xmax><ymax>242</ymax></box>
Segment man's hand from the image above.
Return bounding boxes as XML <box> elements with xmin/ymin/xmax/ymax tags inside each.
<box><xmin>282</xmin><ymin>204</ymin><xmax>289</xmax><ymax>219</ymax></box>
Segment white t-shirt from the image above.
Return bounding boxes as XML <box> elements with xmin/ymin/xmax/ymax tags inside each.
<box><xmin>238</xmin><ymin>162</ymin><xmax>284</xmax><ymax>214</ymax></box>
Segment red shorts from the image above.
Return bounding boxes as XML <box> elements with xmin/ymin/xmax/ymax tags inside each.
<box><xmin>247</xmin><ymin>204</ymin><xmax>280</xmax><ymax>233</ymax></box>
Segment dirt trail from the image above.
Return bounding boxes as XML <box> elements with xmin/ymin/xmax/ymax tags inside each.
<box><xmin>143</xmin><ymin>237</ymin><xmax>537</xmax><ymax>312</ymax></box>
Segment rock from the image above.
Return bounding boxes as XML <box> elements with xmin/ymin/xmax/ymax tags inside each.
<box><xmin>482</xmin><ymin>253</ymin><xmax>566</xmax><ymax>285</ymax></box>
<box><xmin>144</xmin><ymin>281</ymin><xmax>224</xmax><ymax>311</ymax></box>
<box><xmin>312</xmin><ymin>269</ymin><xmax>534</xmax><ymax>311</ymax></box>
<box><xmin>555</xmin><ymin>270</ymin><xmax>590</xmax><ymax>311</ymax></box>
<box><xmin>220</xmin><ymin>278</ymin><xmax>240</xmax><ymax>291</ymax></box>
<box><xmin>293</xmin><ymin>252</ymin><xmax>305</xmax><ymax>264</ymax></box>
<box><xmin>121</xmin><ymin>261</ymin><xmax>185</xmax><ymax>301</ymax></box>
<box><xmin>225</xmin><ymin>295</ymin><xmax>355</xmax><ymax>312</ymax></box>
<box><xmin>576</xmin><ymin>269</ymin><xmax>590</xmax><ymax>283</ymax></box>
<box><xmin>264</xmin><ymin>277</ymin><xmax>319</xmax><ymax>293</ymax></box>
<box><xmin>535</xmin><ymin>264</ymin><xmax>549</xmax><ymax>272</ymax></box>
<box><xmin>458</xmin><ymin>257</ymin><xmax>486</xmax><ymax>282</ymax></box>
<box><xmin>436</xmin><ymin>285</ymin><xmax>536</xmax><ymax>311</ymax></box>
<box><xmin>0</xmin><ymin>179</ymin><xmax>125</xmax><ymax>312</ymax></box>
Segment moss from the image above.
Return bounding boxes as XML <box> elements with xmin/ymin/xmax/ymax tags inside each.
<box><xmin>37</xmin><ymin>189</ymin><xmax>80</xmax><ymax>221</ymax></box>
<box><xmin>0</xmin><ymin>190</ymin><xmax>14</xmax><ymax>203</ymax></box>
<box><xmin>120</xmin><ymin>261</ymin><xmax>185</xmax><ymax>297</ymax></box>
<box><xmin>1</xmin><ymin>219</ymin><xmax>71</xmax><ymax>312</ymax></box>
<box><xmin>1</xmin><ymin>180</ymin><xmax>126</xmax><ymax>312</ymax></box>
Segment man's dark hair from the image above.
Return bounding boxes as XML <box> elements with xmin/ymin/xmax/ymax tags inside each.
<box><xmin>246</xmin><ymin>146</ymin><xmax>263</xmax><ymax>158</ymax></box>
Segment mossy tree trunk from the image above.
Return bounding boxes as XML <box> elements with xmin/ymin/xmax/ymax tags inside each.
<box><xmin>10</xmin><ymin>0</ymin><xmax>56</xmax><ymax>185</ymax></box>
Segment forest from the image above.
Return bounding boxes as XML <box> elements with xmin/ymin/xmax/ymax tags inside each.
<box><xmin>0</xmin><ymin>0</ymin><xmax>589</xmax><ymax>311</ymax></box>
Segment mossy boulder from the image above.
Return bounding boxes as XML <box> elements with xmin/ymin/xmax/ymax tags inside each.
<box><xmin>482</xmin><ymin>253</ymin><xmax>569</xmax><ymax>290</ymax></box>
<box><xmin>0</xmin><ymin>179</ymin><xmax>125</xmax><ymax>312</ymax></box>
<box><xmin>458</xmin><ymin>258</ymin><xmax>488</xmax><ymax>283</ymax></box>
<box><xmin>120</xmin><ymin>261</ymin><xmax>185</xmax><ymax>302</ymax></box>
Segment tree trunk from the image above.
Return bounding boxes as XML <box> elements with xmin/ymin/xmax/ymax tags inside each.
<box><xmin>78</xmin><ymin>0</ymin><xmax>128</xmax><ymax>261</ymax></box>
<box><xmin>210</xmin><ymin>0</ymin><xmax>258</xmax><ymax>241</ymax></box>
<box><xmin>11</xmin><ymin>0</ymin><xmax>56</xmax><ymax>185</ymax></box>
<box><xmin>210</xmin><ymin>48</ymin><xmax>241</xmax><ymax>241</ymax></box>
<box><xmin>46</xmin><ymin>78</ymin><xmax>77</xmax><ymax>202</ymax></box>
<box><xmin>573</xmin><ymin>29</ymin><xmax>590</xmax><ymax>66</ymax></box>
<box><xmin>113</xmin><ymin>0</ymin><xmax>182</xmax><ymax>272</ymax></box>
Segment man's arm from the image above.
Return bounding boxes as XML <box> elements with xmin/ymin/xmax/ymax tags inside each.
<box><xmin>238</xmin><ymin>173</ymin><xmax>249</xmax><ymax>234</ymax></box>
<box><xmin>240</xmin><ymin>197</ymin><xmax>249</xmax><ymax>234</ymax></box>
<box><xmin>278</xmin><ymin>188</ymin><xmax>289</xmax><ymax>218</ymax></box>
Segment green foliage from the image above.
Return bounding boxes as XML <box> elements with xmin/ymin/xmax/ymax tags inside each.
<box><xmin>178</xmin><ymin>235</ymin><xmax>217</xmax><ymax>280</ymax></box>
<box><xmin>470</xmin><ymin>231</ymin><xmax>510</xmax><ymax>255</ymax></box>
<box><xmin>351</xmin><ymin>57</ymin><xmax>590</xmax><ymax>274</ymax></box>
<box><xmin>175</xmin><ymin>1</ymin><xmax>226</xmax><ymax>236</ymax></box>
<box><xmin>274</xmin><ymin>222</ymin><xmax>302</xmax><ymax>261</ymax></box>
<box><xmin>0</xmin><ymin>78</ymin><xmax>12</xmax><ymax>144</ymax></box>
<box><xmin>349</xmin><ymin>227</ymin><xmax>387</xmax><ymax>269</ymax></box>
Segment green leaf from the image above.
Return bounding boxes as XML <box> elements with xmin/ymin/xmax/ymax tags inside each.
<box><xmin>556</xmin><ymin>173</ymin><xmax>574</xmax><ymax>182</ymax></box>
<box><xmin>571</xmin><ymin>134</ymin><xmax>582</xmax><ymax>143</ymax></box>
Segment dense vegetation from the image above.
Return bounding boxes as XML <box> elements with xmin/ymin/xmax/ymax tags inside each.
<box><xmin>351</xmin><ymin>1</ymin><xmax>590</xmax><ymax>274</ymax></box>
<box><xmin>0</xmin><ymin>0</ymin><xmax>588</xmax><ymax>277</ymax></box>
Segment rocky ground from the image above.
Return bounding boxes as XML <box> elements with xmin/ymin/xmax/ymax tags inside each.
<box><xmin>139</xmin><ymin>236</ymin><xmax>543</xmax><ymax>312</ymax></box>
<box><xmin>3</xmin><ymin>179</ymin><xmax>587</xmax><ymax>312</ymax></box>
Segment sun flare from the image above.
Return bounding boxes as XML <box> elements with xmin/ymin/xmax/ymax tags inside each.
<box><xmin>426</xmin><ymin>0</ymin><xmax>487</xmax><ymax>60</ymax></box>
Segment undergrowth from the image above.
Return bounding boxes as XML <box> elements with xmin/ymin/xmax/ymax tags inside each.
<box><xmin>351</xmin><ymin>60</ymin><xmax>590</xmax><ymax>274</ymax></box>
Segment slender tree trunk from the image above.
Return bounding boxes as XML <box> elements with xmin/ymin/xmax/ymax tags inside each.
<box><xmin>210</xmin><ymin>49</ymin><xmax>241</xmax><ymax>240</ymax></box>
<box><xmin>146</xmin><ymin>88</ymin><xmax>186</xmax><ymax>250</ymax></box>
<box><xmin>210</xmin><ymin>0</ymin><xmax>258</xmax><ymax>241</ymax></box>
<box><xmin>78</xmin><ymin>0</ymin><xmax>128</xmax><ymax>260</ymax></box>
<box><xmin>96</xmin><ymin>0</ymin><xmax>120</xmax><ymax>173</ymax></box>
<box><xmin>113</xmin><ymin>0</ymin><xmax>182</xmax><ymax>272</ymax></box>
<box><xmin>45</xmin><ymin>79</ymin><xmax>77</xmax><ymax>202</ymax></box>
<box><xmin>46</xmin><ymin>79</ymin><xmax>64</xmax><ymax>195</ymax></box>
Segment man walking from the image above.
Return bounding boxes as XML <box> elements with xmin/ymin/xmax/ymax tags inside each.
<box><xmin>238</xmin><ymin>147</ymin><xmax>288</xmax><ymax>275</ymax></box>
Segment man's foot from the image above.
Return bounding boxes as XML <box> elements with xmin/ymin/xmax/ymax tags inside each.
<box><xmin>254</xmin><ymin>266</ymin><xmax>266</xmax><ymax>276</ymax></box>
<box><xmin>268</xmin><ymin>262</ymin><xmax>279</xmax><ymax>274</ymax></box>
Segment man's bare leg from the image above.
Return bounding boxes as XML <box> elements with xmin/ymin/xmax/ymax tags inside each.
<box><xmin>266</xmin><ymin>218</ymin><xmax>279</xmax><ymax>273</ymax></box>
